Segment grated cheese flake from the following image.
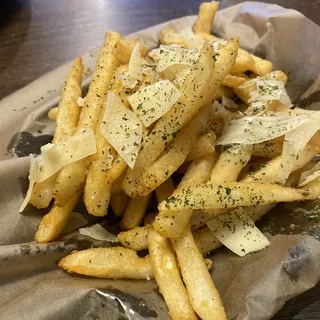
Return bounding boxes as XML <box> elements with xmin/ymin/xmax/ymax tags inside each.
<box><xmin>100</xmin><ymin>91</ymin><xmax>143</xmax><ymax>169</ymax></box>
<box><xmin>128</xmin><ymin>79</ymin><xmax>181</xmax><ymax>127</ymax></box>
<box><xmin>79</xmin><ymin>224</ymin><xmax>119</xmax><ymax>242</ymax></box>
<box><xmin>207</xmin><ymin>207</ymin><xmax>270</xmax><ymax>257</ymax></box>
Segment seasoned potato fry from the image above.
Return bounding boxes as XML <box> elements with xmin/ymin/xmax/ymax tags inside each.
<box><xmin>35</xmin><ymin>187</ymin><xmax>82</xmax><ymax>243</ymax></box>
<box><xmin>123</xmin><ymin>39</ymin><xmax>239</xmax><ymax>197</ymax></box>
<box><xmin>171</xmin><ymin>226</ymin><xmax>226</xmax><ymax>320</ymax></box>
<box><xmin>190</xmin><ymin>210</ymin><xmax>211</xmax><ymax>230</ymax></box>
<box><xmin>159</xmin><ymin>27</ymin><xmax>176</xmax><ymax>45</ymax></box>
<box><xmin>186</xmin><ymin>130</ymin><xmax>216</xmax><ymax>162</ymax></box>
<box><xmin>59</xmin><ymin>247</ymin><xmax>153</xmax><ymax>279</ymax></box>
<box><xmin>144</xmin><ymin>212</ymin><xmax>158</xmax><ymax>225</ymax></box>
<box><xmin>159</xmin><ymin>181</ymin><xmax>314</xmax><ymax>212</ymax></box>
<box><xmin>110</xmin><ymin>191</ymin><xmax>130</xmax><ymax>216</ymax></box>
<box><xmin>137</xmin><ymin>104</ymin><xmax>214</xmax><ymax>195</ymax></box>
<box><xmin>30</xmin><ymin>57</ymin><xmax>83</xmax><ymax>209</ymax></box>
<box><xmin>252</xmin><ymin>137</ymin><xmax>283</xmax><ymax>159</ymax></box>
<box><xmin>54</xmin><ymin>32</ymin><xmax>121</xmax><ymax>207</ymax></box>
<box><xmin>148</xmin><ymin>226</ymin><xmax>197</xmax><ymax>320</ymax></box>
<box><xmin>115</xmin><ymin>39</ymin><xmax>137</xmax><ymax>63</ymax></box>
<box><xmin>209</xmin><ymin>145</ymin><xmax>252</xmax><ymax>182</ymax></box>
<box><xmin>155</xmin><ymin>177</ymin><xmax>175</xmax><ymax>203</ymax></box>
<box><xmin>193</xmin><ymin>226</ymin><xmax>220</xmax><ymax>255</ymax></box>
<box><xmin>230</xmin><ymin>48</ymin><xmax>255</xmax><ymax>74</ymax></box>
<box><xmin>250</xmin><ymin>54</ymin><xmax>273</xmax><ymax>76</ymax></box>
<box><xmin>222</xmin><ymin>74</ymin><xmax>246</xmax><ymax>88</ymax></box>
<box><xmin>120</xmin><ymin>193</ymin><xmax>152</xmax><ymax>230</ymax></box>
<box><xmin>193</xmin><ymin>1</ymin><xmax>219</xmax><ymax>34</ymax></box>
<box><xmin>233</xmin><ymin>70</ymin><xmax>288</xmax><ymax>103</ymax></box>
<box><xmin>118</xmin><ymin>226</ymin><xmax>148</xmax><ymax>251</ymax></box>
<box><xmin>48</xmin><ymin>107</ymin><xmax>58</xmax><ymax>121</ymax></box>
<box><xmin>153</xmin><ymin>154</ymin><xmax>216</xmax><ymax>238</ymax></box>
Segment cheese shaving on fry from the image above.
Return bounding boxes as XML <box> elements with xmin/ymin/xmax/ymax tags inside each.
<box><xmin>164</xmin><ymin>27</ymin><xmax>204</xmax><ymax>49</ymax></box>
<box><xmin>207</xmin><ymin>207</ymin><xmax>270</xmax><ymax>257</ymax></box>
<box><xmin>128</xmin><ymin>79</ymin><xmax>181</xmax><ymax>127</ymax></box>
<box><xmin>278</xmin><ymin>113</ymin><xmax>320</xmax><ymax>184</ymax></box>
<box><xmin>79</xmin><ymin>224</ymin><xmax>119</xmax><ymax>242</ymax></box>
<box><xmin>36</xmin><ymin>130</ymin><xmax>97</xmax><ymax>183</ymax></box>
<box><xmin>19</xmin><ymin>155</ymin><xmax>37</xmax><ymax>212</ymax></box>
<box><xmin>121</xmin><ymin>42</ymin><xmax>148</xmax><ymax>89</ymax></box>
<box><xmin>77</xmin><ymin>97</ymin><xmax>85</xmax><ymax>107</ymax></box>
<box><xmin>100</xmin><ymin>91</ymin><xmax>143</xmax><ymax>169</ymax></box>
<box><xmin>298</xmin><ymin>161</ymin><xmax>320</xmax><ymax>186</ymax></box>
<box><xmin>217</xmin><ymin>113</ymin><xmax>310</xmax><ymax>145</ymax></box>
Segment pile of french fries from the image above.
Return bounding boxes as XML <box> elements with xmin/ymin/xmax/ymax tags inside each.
<box><xmin>20</xmin><ymin>2</ymin><xmax>320</xmax><ymax>319</ymax></box>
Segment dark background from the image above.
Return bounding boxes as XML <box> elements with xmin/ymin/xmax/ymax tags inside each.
<box><xmin>0</xmin><ymin>0</ymin><xmax>319</xmax><ymax>319</ymax></box>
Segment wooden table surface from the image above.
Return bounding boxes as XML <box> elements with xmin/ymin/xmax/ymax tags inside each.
<box><xmin>0</xmin><ymin>0</ymin><xmax>319</xmax><ymax>319</ymax></box>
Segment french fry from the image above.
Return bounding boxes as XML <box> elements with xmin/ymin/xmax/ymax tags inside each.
<box><xmin>230</xmin><ymin>48</ymin><xmax>255</xmax><ymax>74</ymax></box>
<box><xmin>186</xmin><ymin>130</ymin><xmax>216</xmax><ymax>162</ymax></box>
<box><xmin>190</xmin><ymin>210</ymin><xmax>211</xmax><ymax>230</ymax></box>
<box><xmin>153</xmin><ymin>153</ymin><xmax>216</xmax><ymax>238</ymax></box>
<box><xmin>193</xmin><ymin>226</ymin><xmax>220</xmax><ymax>255</ymax></box>
<box><xmin>155</xmin><ymin>177</ymin><xmax>175</xmax><ymax>203</ymax></box>
<box><xmin>118</xmin><ymin>226</ymin><xmax>148</xmax><ymax>251</ymax></box>
<box><xmin>159</xmin><ymin>181</ymin><xmax>315</xmax><ymax>212</ymax></box>
<box><xmin>193</xmin><ymin>1</ymin><xmax>219</xmax><ymax>34</ymax></box>
<box><xmin>171</xmin><ymin>226</ymin><xmax>226</xmax><ymax>320</ymax></box>
<box><xmin>115</xmin><ymin>39</ymin><xmax>147</xmax><ymax>63</ymax></box>
<box><xmin>222</xmin><ymin>74</ymin><xmax>246</xmax><ymax>88</ymax></box>
<box><xmin>54</xmin><ymin>31</ymin><xmax>121</xmax><ymax>207</ymax></box>
<box><xmin>233</xmin><ymin>70</ymin><xmax>288</xmax><ymax>103</ymax></box>
<box><xmin>30</xmin><ymin>57</ymin><xmax>84</xmax><ymax>209</ymax></box>
<box><xmin>209</xmin><ymin>144</ymin><xmax>253</xmax><ymax>183</ymax></box>
<box><xmin>35</xmin><ymin>186</ymin><xmax>83</xmax><ymax>243</ymax></box>
<box><xmin>48</xmin><ymin>107</ymin><xmax>58</xmax><ymax>121</ymax></box>
<box><xmin>159</xmin><ymin>27</ymin><xmax>176</xmax><ymax>45</ymax></box>
<box><xmin>120</xmin><ymin>193</ymin><xmax>152</xmax><ymax>230</ymax></box>
<box><xmin>148</xmin><ymin>226</ymin><xmax>197</xmax><ymax>320</ymax></box>
<box><xmin>84</xmin><ymin>39</ymin><xmax>126</xmax><ymax>217</ymax></box>
<box><xmin>110</xmin><ymin>191</ymin><xmax>130</xmax><ymax>216</ymax></box>
<box><xmin>137</xmin><ymin>104</ymin><xmax>214</xmax><ymax>196</ymax></box>
<box><xmin>250</xmin><ymin>54</ymin><xmax>273</xmax><ymax>76</ymax></box>
<box><xmin>252</xmin><ymin>137</ymin><xmax>283</xmax><ymax>159</ymax></box>
<box><xmin>123</xmin><ymin>39</ymin><xmax>239</xmax><ymax>197</ymax></box>
<box><xmin>59</xmin><ymin>247</ymin><xmax>153</xmax><ymax>279</ymax></box>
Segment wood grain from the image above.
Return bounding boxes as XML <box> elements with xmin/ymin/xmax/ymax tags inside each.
<box><xmin>0</xmin><ymin>0</ymin><xmax>319</xmax><ymax>319</ymax></box>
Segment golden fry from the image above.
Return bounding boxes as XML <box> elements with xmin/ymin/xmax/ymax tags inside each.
<box><xmin>159</xmin><ymin>27</ymin><xmax>176</xmax><ymax>45</ymax></box>
<box><xmin>59</xmin><ymin>247</ymin><xmax>153</xmax><ymax>279</ymax></box>
<box><xmin>35</xmin><ymin>187</ymin><xmax>82</xmax><ymax>243</ymax></box>
<box><xmin>193</xmin><ymin>1</ymin><xmax>219</xmax><ymax>34</ymax></box>
<box><xmin>155</xmin><ymin>177</ymin><xmax>175</xmax><ymax>204</ymax></box>
<box><xmin>110</xmin><ymin>191</ymin><xmax>130</xmax><ymax>216</ymax></box>
<box><xmin>171</xmin><ymin>226</ymin><xmax>226</xmax><ymax>320</ymax></box>
<box><xmin>148</xmin><ymin>226</ymin><xmax>197</xmax><ymax>320</ymax></box>
<box><xmin>250</xmin><ymin>54</ymin><xmax>273</xmax><ymax>76</ymax></box>
<box><xmin>118</xmin><ymin>226</ymin><xmax>148</xmax><ymax>251</ymax></box>
<box><xmin>222</xmin><ymin>74</ymin><xmax>246</xmax><ymax>88</ymax></box>
<box><xmin>120</xmin><ymin>193</ymin><xmax>152</xmax><ymax>230</ymax></box>
<box><xmin>48</xmin><ymin>107</ymin><xmax>58</xmax><ymax>121</ymax></box>
<box><xmin>186</xmin><ymin>130</ymin><xmax>216</xmax><ymax>162</ymax></box>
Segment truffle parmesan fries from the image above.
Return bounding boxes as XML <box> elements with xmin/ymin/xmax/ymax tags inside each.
<box><xmin>19</xmin><ymin>2</ymin><xmax>320</xmax><ymax>319</ymax></box>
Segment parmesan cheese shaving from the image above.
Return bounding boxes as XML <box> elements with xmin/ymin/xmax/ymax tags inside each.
<box><xmin>164</xmin><ymin>27</ymin><xmax>204</xmax><ymax>49</ymax></box>
<box><xmin>298</xmin><ymin>161</ymin><xmax>320</xmax><ymax>187</ymax></box>
<box><xmin>207</xmin><ymin>207</ymin><xmax>270</xmax><ymax>257</ymax></box>
<box><xmin>121</xmin><ymin>42</ymin><xmax>148</xmax><ymax>89</ymax></box>
<box><xmin>222</xmin><ymin>96</ymin><xmax>239</xmax><ymax>110</ymax></box>
<box><xmin>217</xmin><ymin>113</ymin><xmax>310</xmax><ymax>145</ymax></box>
<box><xmin>100</xmin><ymin>91</ymin><xmax>143</xmax><ymax>169</ymax></box>
<box><xmin>174</xmin><ymin>68</ymin><xmax>191</xmax><ymax>88</ymax></box>
<box><xmin>79</xmin><ymin>224</ymin><xmax>119</xmax><ymax>242</ymax></box>
<box><xmin>128</xmin><ymin>79</ymin><xmax>181</xmax><ymax>127</ymax></box>
<box><xmin>278</xmin><ymin>113</ymin><xmax>320</xmax><ymax>184</ymax></box>
<box><xmin>153</xmin><ymin>45</ymin><xmax>200</xmax><ymax>73</ymax></box>
<box><xmin>19</xmin><ymin>155</ymin><xmax>38</xmax><ymax>212</ymax></box>
<box><xmin>36</xmin><ymin>130</ymin><xmax>97</xmax><ymax>183</ymax></box>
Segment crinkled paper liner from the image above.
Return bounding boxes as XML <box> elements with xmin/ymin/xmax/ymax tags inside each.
<box><xmin>0</xmin><ymin>2</ymin><xmax>319</xmax><ymax>319</ymax></box>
